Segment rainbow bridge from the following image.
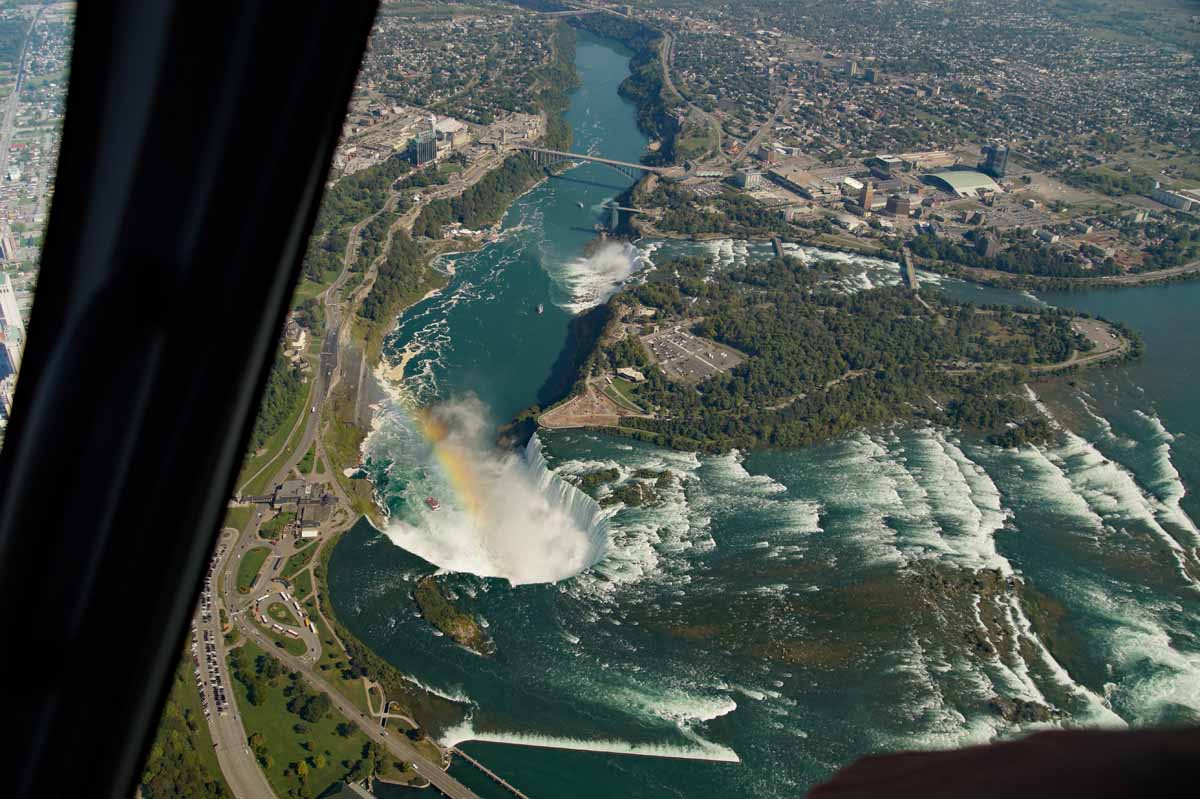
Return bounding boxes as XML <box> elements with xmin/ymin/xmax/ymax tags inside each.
<box><xmin>517</xmin><ymin>145</ymin><xmax>667</xmax><ymax>181</ymax></box>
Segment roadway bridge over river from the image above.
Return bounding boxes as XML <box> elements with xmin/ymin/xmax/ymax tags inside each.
<box><xmin>517</xmin><ymin>145</ymin><xmax>670</xmax><ymax>181</ymax></box>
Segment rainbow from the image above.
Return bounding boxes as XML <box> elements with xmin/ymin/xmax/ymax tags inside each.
<box><xmin>414</xmin><ymin>407</ymin><xmax>487</xmax><ymax>523</ymax></box>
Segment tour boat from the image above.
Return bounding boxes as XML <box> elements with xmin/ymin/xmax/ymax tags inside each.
<box><xmin>537</xmin><ymin>303</ymin><xmax>545</xmax><ymax>315</ymax></box>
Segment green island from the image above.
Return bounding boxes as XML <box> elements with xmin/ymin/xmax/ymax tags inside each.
<box><xmin>412</xmin><ymin>575</ymin><xmax>496</xmax><ymax>656</ymax></box>
<box><xmin>541</xmin><ymin>253</ymin><xmax>1135</xmax><ymax>452</ymax></box>
<box><xmin>572</xmin><ymin>466</ymin><xmax>673</xmax><ymax>508</ymax></box>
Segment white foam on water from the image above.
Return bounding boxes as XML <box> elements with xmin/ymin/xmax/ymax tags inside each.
<box><xmin>888</xmin><ymin>633</ymin><xmax>1002</xmax><ymax>750</ymax></box>
<box><xmin>439</xmin><ymin>719</ymin><xmax>742</xmax><ymax>763</ymax></box>
<box><xmin>1131</xmin><ymin>410</ymin><xmax>1199</xmax><ymax>544</ymax></box>
<box><xmin>562</xmin><ymin>444</ymin><xmax>821</xmax><ymax>600</ymax></box>
<box><xmin>612</xmin><ymin>684</ymin><xmax>739</xmax><ymax>725</ymax></box>
<box><xmin>896</xmin><ymin>429</ymin><xmax>1013</xmax><ymax>573</ymax></box>
<box><xmin>1048</xmin><ymin>430</ymin><xmax>1196</xmax><ymax>585</ymax></box>
<box><xmin>399</xmin><ymin>673</ymin><xmax>473</xmax><ymax>705</ymax></box>
<box><xmin>1069</xmin><ymin>579</ymin><xmax>1200</xmax><ymax>724</ymax></box>
<box><xmin>816</xmin><ymin>433</ymin><xmax>908</xmax><ymax>566</ymax></box>
<box><xmin>1003</xmin><ymin>590</ymin><xmax>1127</xmax><ymax>727</ymax></box>
<box><xmin>552</xmin><ymin>240</ymin><xmax>647</xmax><ymax>313</ymax></box>
<box><xmin>1023</xmin><ymin>385</ymin><xmax>1060</xmax><ymax>429</ymax></box>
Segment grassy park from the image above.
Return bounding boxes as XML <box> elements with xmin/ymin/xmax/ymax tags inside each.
<box><xmin>229</xmin><ymin>642</ymin><xmax>377</xmax><ymax>797</ymax></box>
<box><xmin>236</xmin><ymin>547</ymin><xmax>271</xmax><ymax>594</ymax></box>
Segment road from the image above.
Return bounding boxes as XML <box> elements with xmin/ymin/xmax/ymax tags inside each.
<box><xmin>731</xmin><ymin>90</ymin><xmax>789</xmax><ymax>167</ymax></box>
<box><xmin>659</xmin><ymin>30</ymin><xmax>722</xmax><ymax>163</ymax></box>
<box><xmin>251</xmin><ymin>586</ymin><xmax>322</xmax><ymax>664</ymax></box>
<box><xmin>198</xmin><ymin>529</ymin><xmax>280</xmax><ymax>799</ymax></box>
<box><xmin>223</xmin><ymin>537</ymin><xmax>481</xmax><ymax>799</ymax></box>
<box><xmin>953</xmin><ymin>258</ymin><xmax>1200</xmax><ymax>287</ymax></box>
<box><xmin>0</xmin><ymin>2</ymin><xmax>46</xmax><ymax>180</ymax></box>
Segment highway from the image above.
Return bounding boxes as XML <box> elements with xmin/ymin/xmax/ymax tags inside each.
<box><xmin>197</xmin><ymin>530</ymin><xmax>280</xmax><ymax>799</ymax></box>
<box><xmin>0</xmin><ymin>3</ymin><xmax>46</xmax><ymax>180</ymax></box>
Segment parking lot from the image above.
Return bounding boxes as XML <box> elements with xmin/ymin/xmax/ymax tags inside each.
<box><xmin>641</xmin><ymin>324</ymin><xmax>745</xmax><ymax>383</ymax></box>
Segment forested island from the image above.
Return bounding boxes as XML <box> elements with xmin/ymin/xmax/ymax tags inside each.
<box><xmin>412</xmin><ymin>576</ymin><xmax>495</xmax><ymax>656</ymax></box>
<box><xmin>544</xmin><ymin>254</ymin><xmax>1132</xmax><ymax>452</ymax></box>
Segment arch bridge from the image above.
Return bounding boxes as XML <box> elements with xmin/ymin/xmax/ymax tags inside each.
<box><xmin>517</xmin><ymin>145</ymin><xmax>665</xmax><ymax>181</ymax></box>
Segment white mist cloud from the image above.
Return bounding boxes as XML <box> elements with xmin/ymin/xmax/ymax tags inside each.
<box><xmin>555</xmin><ymin>240</ymin><xmax>643</xmax><ymax>314</ymax></box>
<box><xmin>383</xmin><ymin>396</ymin><xmax>607</xmax><ymax>585</ymax></box>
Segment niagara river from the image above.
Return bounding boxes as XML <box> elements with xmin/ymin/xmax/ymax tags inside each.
<box><xmin>327</xmin><ymin>30</ymin><xmax>1200</xmax><ymax>799</ymax></box>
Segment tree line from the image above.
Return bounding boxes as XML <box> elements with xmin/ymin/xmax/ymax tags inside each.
<box><xmin>580</xmin><ymin>255</ymin><xmax>1088</xmax><ymax>451</ymax></box>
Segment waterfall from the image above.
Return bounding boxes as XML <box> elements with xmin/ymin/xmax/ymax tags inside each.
<box><xmin>523</xmin><ymin>433</ymin><xmax>610</xmax><ymax>568</ymax></box>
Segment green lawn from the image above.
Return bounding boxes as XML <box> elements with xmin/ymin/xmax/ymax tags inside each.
<box><xmin>223</xmin><ymin>506</ymin><xmax>253</xmax><ymax>533</ymax></box>
<box><xmin>298</xmin><ymin>444</ymin><xmax>316</xmax><ymax>475</ymax></box>
<box><xmin>236</xmin><ymin>547</ymin><xmax>271</xmax><ymax>594</ymax></box>
<box><xmin>291</xmin><ymin>569</ymin><xmax>314</xmax><ymax>601</ymax></box>
<box><xmin>305</xmin><ymin>595</ymin><xmax>371</xmax><ymax>714</ymax></box>
<box><xmin>282</xmin><ymin>543</ymin><xmax>317</xmax><ymax>580</ymax></box>
<box><xmin>237</xmin><ymin>383</ymin><xmax>311</xmax><ymax>497</ymax></box>
<box><xmin>229</xmin><ymin>642</ymin><xmax>374</xmax><ymax>797</ymax></box>
<box><xmin>605</xmin><ymin>377</ymin><xmax>645</xmax><ymax>413</ymax></box>
<box><xmin>259</xmin><ymin>511</ymin><xmax>296</xmax><ymax>542</ymax></box>
<box><xmin>267</xmin><ymin>602</ymin><xmax>300</xmax><ymax>627</ymax></box>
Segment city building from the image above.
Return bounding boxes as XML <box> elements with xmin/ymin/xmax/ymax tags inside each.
<box><xmin>0</xmin><ymin>332</ymin><xmax>19</xmax><ymax>381</ymax></box>
<box><xmin>435</xmin><ymin>116</ymin><xmax>470</xmax><ymax>149</ymax></box>
<box><xmin>859</xmin><ymin>181</ymin><xmax>874</xmax><ymax>211</ymax></box>
<box><xmin>616</xmin><ymin>366</ymin><xmax>646</xmax><ymax>383</ymax></box>
<box><xmin>885</xmin><ymin>194</ymin><xmax>910</xmax><ymax>217</ymax></box>
<box><xmin>409</xmin><ymin>129</ymin><xmax>437</xmax><ymax>166</ymax></box>
<box><xmin>922</xmin><ymin>169</ymin><xmax>1001</xmax><ymax>197</ymax></box>
<box><xmin>0</xmin><ymin>224</ymin><xmax>17</xmax><ymax>261</ymax></box>
<box><xmin>735</xmin><ymin>169</ymin><xmax>763</xmax><ymax>189</ymax></box>
<box><xmin>1150</xmin><ymin>186</ymin><xmax>1200</xmax><ymax>212</ymax></box>
<box><xmin>0</xmin><ymin>272</ymin><xmax>25</xmax><ymax>339</ymax></box>
<box><xmin>0</xmin><ymin>373</ymin><xmax>13</xmax><ymax>418</ymax></box>
<box><xmin>976</xmin><ymin>234</ymin><xmax>1000</xmax><ymax>258</ymax></box>
<box><xmin>979</xmin><ymin>143</ymin><xmax>1009</xmax><ymax>179</ymax></box>
<box><xmin>767</xmin><ymin>165</ymin><xmax>837</xmax><ymax>201</ymax></box>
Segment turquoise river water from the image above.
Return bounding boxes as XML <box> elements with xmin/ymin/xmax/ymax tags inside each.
<box><xmin>329</xmin><ymin>31</ymin><xmax>1200</xmax><ymax>798</ymax></box>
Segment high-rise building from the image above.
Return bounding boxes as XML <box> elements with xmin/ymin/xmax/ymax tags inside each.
<box><xmin>859</xmin><ymin>181</ymin><xmax>874</xmax><ymax>211</ymax></box>
<box><xmin>410</xmin><ymin>129</ymin><xmax>437</xmax><ymax>166</ymax></box>
<box><xmin>0</xmin><ymin>223</ymin><xmax>17</xmax><ymax>261</ymax></box>
<box><xmin>0</xmin><ymin>272</ymin><xmax>24</xmax><ymax>340</ymax></box>
<box><xmin>846</xmin><ymin>60</ymin><xmax>859</xmax><ymax>78</ymax></box>
<box><xmin>980</xmin><ymin>144</ymin><xmax>1009</xmax><ymax>179</ymax></box>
